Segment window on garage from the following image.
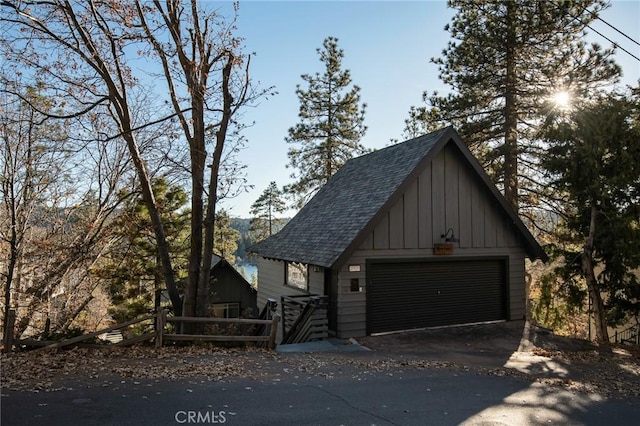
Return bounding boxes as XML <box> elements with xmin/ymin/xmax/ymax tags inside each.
<box><xmin>285</xmin><ymin>261</ymin><xmax>308</xmax><ymax>291</ymax></box>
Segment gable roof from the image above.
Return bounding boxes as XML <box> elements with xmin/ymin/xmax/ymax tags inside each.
<box><xmin>210</xmin><ymin>254</ymin><xmax>255</xmax><ymax>293</ymax></box>
<box><xmin>249</xmin><ymin>127</ymin><xmax>547</xmax><ymax>267</ymax></box>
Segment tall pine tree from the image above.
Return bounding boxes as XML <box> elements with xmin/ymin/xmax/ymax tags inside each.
<box><xmin>100</xmin><ymin>178</ymin><xmax>190</xmax><ymax>322</ymax></box>
<box><xmin>249</xmin><ymin>181</ymin><xmax>286</xmax><ymax>243</ymax></box>
<box><xmin>539</xmin><ymin>90</ymin><xmax>640</xmax><ymax>346</ymax></box>
<box><xmin>286</xmin><ymin>36</ymin><xmax>368</xmax><ymax>208</ymax></box>
<box><xmin>405</xmin><ymin>0</ymin><xmax>620</xmax><ymax>215</ymax></box>
<box><xmin>213</xmin><ymin>209</ymin><xmax>240</xmax><ymax>264</ymax></box>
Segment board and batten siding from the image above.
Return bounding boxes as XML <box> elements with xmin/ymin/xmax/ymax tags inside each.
<box><xmin>256</xmin><ymin>258</ymin><xmax>324</xmax><ymax>314</ymax></box>
<box><xmin>335</xmin><ymin>145</ymin><xmax>527</xmax><ymax>338</ymax></box>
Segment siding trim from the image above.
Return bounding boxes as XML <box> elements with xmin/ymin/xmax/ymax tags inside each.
<box><xmin>332</xmin><ymin>130</ymin><xmax>547</xmax><ymax>270</ymax></box>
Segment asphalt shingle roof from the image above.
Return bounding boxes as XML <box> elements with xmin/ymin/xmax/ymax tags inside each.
<box><xmin>249</xmin><ymin>127</ymin><xmax>450</xmax><ymax>267</ymax></box>
<box><xmin>249</xmin><ymin>126</ymin><xmax>547</xmax><ymax>267</ymax></box>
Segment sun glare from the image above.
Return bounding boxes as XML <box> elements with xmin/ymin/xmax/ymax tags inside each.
<box><xmin>552</xmin><ymin>90</ymin><xmax>571</xmax><ymax>110</ymax></box>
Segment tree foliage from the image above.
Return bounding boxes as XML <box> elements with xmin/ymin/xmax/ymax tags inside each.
<box><xmin>249</xmin><ymin>181</ymin><xmax>286</xmax><ymax>243</ymax></box>
<box><xmin>0</xmin><ymin>82</ymin><xmax>135</xmax><ymax>338</ymax></box>
<box><xmin>0</xmin><ymin>1</ymin><xmax>265</xmax><ymax>320</ymax></box>
<box><xmin>99</xmin><ymin>178</ymin><xmax>190</xmax><ymax>324</ymax></box>
<box><xmin>285</xmin><ymin>36</ymin><xmax>368</xmax><ymax>208</ymax></box>
<box><xmin>405</xmin><ymin>0</ymin><xmax>620</xmax><ymax>215</ymax></box>
<box><xmin>213</xmin><ymin>209</ymin><xmax>240</xmax><ymax>265</ymax></box>
<box><xmin>538</xmin><ymin>89</ymin><xmax>640</xmax><ymax>345</ymax></box>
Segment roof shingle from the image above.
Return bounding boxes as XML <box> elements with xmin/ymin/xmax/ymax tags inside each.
<box><xmin>249</xmin><ymin>126</ymin><xmax>547</xmax><ymax>267</ymax></box>
<box><xmin>249</xmin><ymin>128</ymin><xmax>450</xmax><ymax>267</ymax></box>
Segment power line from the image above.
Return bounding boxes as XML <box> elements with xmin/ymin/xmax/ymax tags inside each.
<box><xmin>585</xmin><ymin>22</ymin><xmax>640</xmax><ymax>62</ymax></box>
<box><xmin>597</xmin><ymin>15</ymin><xmax>640</xmax><ymax>47</ymax></box>
<box><xmin>556</xmin><ymin>1</ymin><xmax>640</xmax><ymax>62</ymax></box>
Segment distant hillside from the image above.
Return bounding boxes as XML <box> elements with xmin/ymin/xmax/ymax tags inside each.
<box><xmin>230</xmin><ymin>217</ymin><xmax>289</xmax><ymax>264</ymax></box>
<box><xmin>230</xmin><ymin>217</ymin><xmax>251</xmax><ymax>235</ymax></box>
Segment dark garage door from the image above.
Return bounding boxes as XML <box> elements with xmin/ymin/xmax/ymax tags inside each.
<box><xmin>367</xmin><ymin>259</ymin><xmax>507</xmax><ymax>334</ymax></box>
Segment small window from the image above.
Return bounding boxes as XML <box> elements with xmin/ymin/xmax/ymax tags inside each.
<box><xmin>212</xmin><ymin>303</ymin><xmax>240</xmax><ymax>319</ymax></box>
<box><xmin>285</xmin><ymin>262</ymin><xmax>308</xmax><ymax>291</ymax></box>
<box><xmin>350</xmin><ymin>278</ymin><xmax>360</xmax><ymax>292</ymax></box>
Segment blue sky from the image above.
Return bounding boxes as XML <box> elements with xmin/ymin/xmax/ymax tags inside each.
<box><xmin>217</xmin><ymin>1</ymin><xmax>640</xmax><ymax>218</ymax></box>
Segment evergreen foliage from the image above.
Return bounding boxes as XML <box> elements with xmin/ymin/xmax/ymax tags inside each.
<box><xmin>286</xmin><ymin>36</ymin><xmax>368</xmax><ymax>208</ymax></box>
<box><xmin>249</xmin><ymin>181</ymin><xmax>286</xmax><ymax>243</ymax></box>
<box><xmin>214</xmin><ymin>209</ymin><xmax>240</xmax><ymax>265</ymax></box>
<box><xmin>537</xmin><ymin>89</ymin><xmax>640</xmax><ymax>341</ymax></box>
<box><xmin>102</xmin><ymin>178</ymin><xmax>190</xmax><ymax>323</ymax></box>
<box><xmin>405</xmin><ymin>0</ymin><xmax>620</xmax><ymax>213</ymax></box>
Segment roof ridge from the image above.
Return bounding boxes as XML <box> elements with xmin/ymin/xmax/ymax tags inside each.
<box><xmin>248</xmin><ymin>128</ymin><xmax>449</xmax><ymax>266</ymax></box>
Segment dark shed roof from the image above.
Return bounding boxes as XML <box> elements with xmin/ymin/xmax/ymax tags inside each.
<box><xmin>210</xmin><ymin>255</ymin><xmax>255</xmax><ymax>293</ymax></box>
<box><xmin>249</xmin><ymin>127</ymin><xmax>547</xmax><ymax>267</ymax></box>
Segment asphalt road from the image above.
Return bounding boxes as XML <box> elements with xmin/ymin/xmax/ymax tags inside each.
<box><xmin>2</xmin><ymin>366</ymin><xmax>639</xmax><ymax>426</ymax></box>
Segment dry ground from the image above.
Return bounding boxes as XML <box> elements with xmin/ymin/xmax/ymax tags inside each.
<box><xmin>1</xmin><ymin>321</ymin><xmax>639</xmax><ymax>400</ymax></box>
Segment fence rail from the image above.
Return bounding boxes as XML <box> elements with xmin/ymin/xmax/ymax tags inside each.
<box><xmin>611</xmin><ymin>324</ymin><xmax>640</xmax><ymax>345</ymax></box>
<box><xmin>35</xmin><ymin>314</ymin><xmax>156</xmax><ymax>351</ymax></box>
<box><xmin>281</xmin><ymin>294</ymin><xmax>328</xmax><ymax>344</ymax></box>
<box><xmin>3</xmin><ymin>309</ymin><xmax>280</xmax><ymax>352</ymax></box>
<box><xmin>158</xmin><ymin>310</ymin><xmax>279</xmax><ymax>348</ymax></box>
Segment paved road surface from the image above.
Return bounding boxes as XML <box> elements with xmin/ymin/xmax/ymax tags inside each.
<box><xmin>3</xmin><ymin>366</ymin><xmax>639</xmax><ymax>425</ymax></box>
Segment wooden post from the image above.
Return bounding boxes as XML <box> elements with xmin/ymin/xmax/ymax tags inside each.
<box><xmin>155</xmin><ymin>308</ymin><xmax>166</xmax><ymax>348</ymax></box>
<box><xmin>154</xmin><ymin>290</ymin><xmax>162</xmax><ymax>327</ymax></box>
<box><xmin>269</xmin><ymin>314</ymin><xmax>280</xmax><ymax>349</ymax></box>
<box><xmin>3</xmin><ymin>309</ymin><xmax>15</xmax><ymax>353</ymax></box>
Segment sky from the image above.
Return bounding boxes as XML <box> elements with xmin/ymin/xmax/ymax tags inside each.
<box><xmin>214</xmin><ymin>1</ymin><xmax>640</xmax><ymax>218</ymax></box>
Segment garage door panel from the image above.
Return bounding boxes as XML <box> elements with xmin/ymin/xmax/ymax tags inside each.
<box><xmin>367</xmin><ymin>259</ymin><xmax>506</xmax><ymax>334</ymax></box>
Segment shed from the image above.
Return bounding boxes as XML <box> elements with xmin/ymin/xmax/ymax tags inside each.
<box><xmin>249</xmin><ymin>127</ymin><xmax>547</xmax><ymax>338</ymax></box>
<box><xmin>209</xmin><ymin>256</ymin><xmax>258</xmax><ymax>318</ymax></box>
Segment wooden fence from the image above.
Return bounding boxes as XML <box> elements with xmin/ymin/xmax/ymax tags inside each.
<box><xmin>156</xmin><ymin>309</ymin><xmax>279</xmax><ymax>348</ymax></box>
<box><xmin>2</xmin><ymin>309</ymin><xmax>279</xmax><ymax>352</ymax></box>
<box><xmin>281</xmin><ymin>295</ymin><xmax>328</xmax><ymax>344</ymax></box>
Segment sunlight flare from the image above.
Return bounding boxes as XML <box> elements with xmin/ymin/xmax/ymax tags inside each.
<box><xmin>551</xmin><ymin>90</ymin><xmax>571</xmax><ymax>110</ymax></box>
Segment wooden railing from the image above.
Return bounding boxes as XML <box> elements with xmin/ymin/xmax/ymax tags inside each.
<box><xmin>281</xmin><ymin>295</ymin><xmax>328</xmax><ymax>344</ymax></box>
<box><xmin>156</xmin><ymin>309</ymin><xmax>279</xmax><ymax>349</ymax></box>
<box><xmin>32</xmin><ymin>314</ymin><xmax>157</xmax><ymax>351</ymax></box>
<box><xmin>252</xmin><ymin>298</ymin><xmax>278</xmax><ymax>337</ymax></box>
<box><xmin>3</xmin><ymin>309</ymin><xmax>279</xmax><ymax>352</ymax></box>
<box><xmin>611</xmin><ymin>324</ymin><xmax>640</xmax><ymax>346</ymax></box>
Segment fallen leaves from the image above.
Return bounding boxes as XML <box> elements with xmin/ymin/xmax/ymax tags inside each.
<box><xmin>0</xmin><ymin>345</ymin><xmax>270</xmax><ymax>392</ymax></box>
<box><xmin>2</xmin><ymin>335</ymin><xmax>640</xmax><ymax>401</ymax></box>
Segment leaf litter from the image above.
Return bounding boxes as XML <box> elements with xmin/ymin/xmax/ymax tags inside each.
<box><xmin>1</xmin><ymin>337</ymin><xmax>639</xmax><ymax>400</ymax></box>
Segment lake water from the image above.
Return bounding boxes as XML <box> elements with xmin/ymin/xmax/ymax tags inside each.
<box><xmin>238</xmin><ymin>263</ymin><xmax>257</xmax><ymax>280</ymax></box>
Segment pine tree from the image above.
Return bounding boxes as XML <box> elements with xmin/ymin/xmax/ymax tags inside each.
<box><xmin>539</xmin><ymin>90</ymin><xmax>640</xmax><ymax>346</ymax></box>
<box><xmin>213</xmin><ymin>209</ymin><xmax>239</xmax><ymax>264</ymax></box>
<box><xmin>286</xmin><ymin>36</ymin><xmax>368</xmax><ymax>208</ymax></box>
<box><xmin>405</xmin><ymin>0</ymin><xmax>620</xmax><ymax>214</ymax></box>
<box><xmin>101</xmin><ymin>178</ymin><xmax>190</xmax><ymax>322</ymax></box>
<box><xmin>249</xmin><ymin>182</ymin><xmax>286</xmax><ymax>243</ymax></box>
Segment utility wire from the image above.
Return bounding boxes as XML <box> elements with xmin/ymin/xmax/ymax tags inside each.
<box><xmin>557</xmin><ymin>1</ymin><xmax>640</xmax><ymax>62</ymax></box>
<box><xmin>577</xmin><ymin>2</ymin><xmax>640</xmax><ymax>47</ymax></box>
<box><xmin>597</xmin><ymin>15</ymin><xmax>640</xmax><ymax>47</ymax></box>
<box><xmin>586</xmin><ymin>22</ymin><xmax>640</xmax><ymax>61</ymax></box>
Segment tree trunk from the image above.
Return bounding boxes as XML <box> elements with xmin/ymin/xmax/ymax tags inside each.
<box><xmin>121</xmin><ymin>131</ymin><xmax>182</xmax><ymax>316</ymax></box>
<box><xmin>582</xmin><ymin>204</ymin><xmax>610</xmax><ymax>348</ymax></box>
<box><xmin>196</xmin><ymin>56</ymin><xmax>234</xmax><ymax>318</ymax></box>
<box><xmin>183</xmin><ymin>110</ymin><xmax>205</xmax><ymax>320</ymax></box>
<box><xmin>503</xmin><ymin>0</ymin><xmax>519</xmax><ymax>212</ymax></box>
<box><xmin>3</xmin><ymin>220</ymin><xmax>18</xmax><ymax>344</ymax></box>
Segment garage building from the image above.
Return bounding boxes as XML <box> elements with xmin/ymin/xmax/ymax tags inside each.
<box><xmin>249</xmin><ymin>127</ymin><xmax>547</xmax><ymax>338</ymax></box>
